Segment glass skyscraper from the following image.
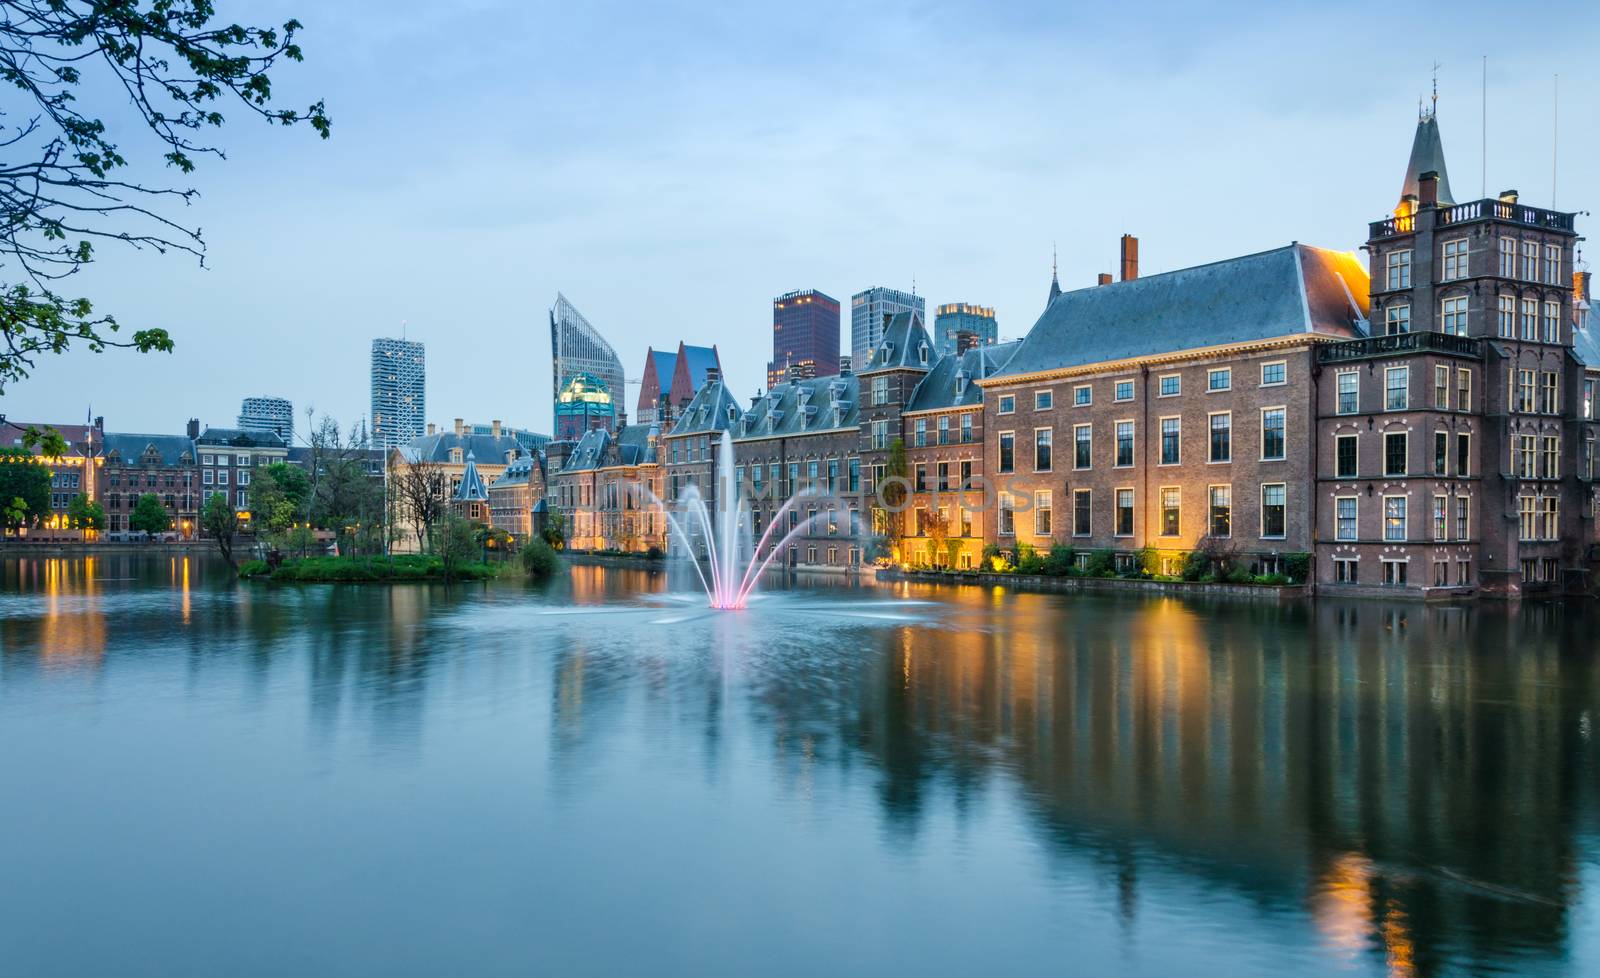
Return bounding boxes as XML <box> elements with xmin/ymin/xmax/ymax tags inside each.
<box><xmin>767</xmin><ymin>289</ymin><xmax>840</xmax><ymax>389</ymax></box>
<box><xmin>550</xmin><ymin>293</ymin><xmax>625</xmax><ymax>440</ymax></box>
<box><xmin>931</xmin><ymin>302</ymin><xmax>999</xmax><ymax>355</ymax></box>
<box><xmin>850</xmin><ymin>287</ymin><xmax>924</xmax><ymax>366</ymax></box>
<box><xmin>370</xmin><ymin>337</ymin><xmax>425</xmax><ymax>449</ymax></box>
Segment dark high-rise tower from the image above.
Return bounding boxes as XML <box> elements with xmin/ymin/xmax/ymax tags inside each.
<box><xmin>767</xmin><ymin>289</ymin><xmax>840</xmax><ymax>390</ymax></box>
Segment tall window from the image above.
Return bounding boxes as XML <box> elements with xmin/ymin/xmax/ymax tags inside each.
<box><xmin>1384</xmin><ymin>432</ymin><xmax>1407</xmax><ymax>476</ymax></box>
<box><xmin>1115</xmin><ymin>421</ymin><xmax>1134</xmax><ymax>467</ymax></box>
<box><xmin>1441</xmin><ymin>295</ymin><xmax>1468</xmax><ymax>336</ymax></box>
<box><xmin>1034</xmin><ymin>428</ymin><xmax>1052</xmax><ymax>472</ymax></box>
<box><xmin>1209</xmin><ymin>485</ymin><xmax>1231</xmax><ymax>537</ymax></box>
<box><xmin>1337</xmin><ymin>371</ymin><xmax>1358</xmax><ymax>414</ymax></box>
<box><xmin>914</xmin><ymin>418</ymin><xmax>927</xmax><ymax>447</ymax></box>
<box><xmin>1434</xmin><ymin>431</ymin><xmax>1448</xmax><ymax>475</ymax></box>
<box><xmin>1541</xmin><ymin>496</ymin><xmax>1559</xmax><ymax>539</ymax></box>
<box><xmin>1457</xmin><ymin>368</ymin><xmax>1472</xmax><ymax>411</ymax></box>
<box><xmin>1160</xmin><ymin>418</ymin><xmax>1181</xmax><ymax>464</ymax></box>
<box><xmin>1385</xmin><ymin>367</ymin><xmax>1408</xmax><ymax>410</ymax></box>
<box><xmin>1384</xmin><ymin>496</ymin><xmax>1407</xmax><ymax>541</ymax></box>
<box><xmin>1455</xmin><ymin>497</ymin><xmax>1469</xmax><ymax>540</ymax></box>
<box><xmin>872</xmin><ymin>376</ymin><xmax>888</xmax><ymax>406</ymax></box>
<box><xmin>1385</xmin><ymin>303</ymin><xmax>1411</xmax><ymax>335</ymax></box>
<box><xmin>1456</xmin><ymin>432</ymin><xmax>1470</xmax><ymax>476</ymax></box>
<box><xmin>1518</xmin><ymin>495</ymin><xmax>1537</xmax><ymax>541</ymax></box>
<box><xmin>1073</xmin><ymin>424</ymin><xmax>1091</xmax><ymax>469</ymax></box>
<box><xmin>1260</xmin><ymin>408</ymin><xmax>1285</xmax><ymax>460</ymax></box>
<box><xmin>1499</xmin><ymin>237</ymin><xmax>1516</xmax><ymax>277</ymax></box>
<box><xmin>1159</xmin><ymin>488</ymin><xmax>1180</xmax><ymax>536</ymax></box>
<box><xmin>1498</xmin><ymin>295</ymin><xmax>1515</xmax><ymax>337</ymax></box>
<box><xmin>1543</xmin><ymin>244</ymin><xmax>1561</xmax><ymax>284</ymax></box>
<box><xmin>1034</xmin><ymin>490</ymin><xmax>1052</xmax><ymax>537</ymax></box>
<box><xmin>1542</xmin><ymin>301</ymin><xmax>1560</xmax><ymax>343</ymax></box>
<box><xmin>937</xmin><ymin>415</ymin><xmax>949</xmax><ymax>445</ymax></box>
<box><xmin>1540</xmin><ymin>435</ymin><xmax>1560</xmax><ymax>479</ymax></box>
<box><xmin>998</xmin><ymin>432</ymin><xmax>1014</xmax><ymax>473</ymax></box>
<box><xmin>871</xmin><ymin>419</ymin><xmax>888</xmax><ymax>449</ymax></box>
<box><xmin>961</xmin><ymin>414</ymin><xmax>973</xmax><ymax>443</ymax></box>
<box><xmin>1540</xmin><ymin>371</ymin><xmax>1559</xmax><ymax>414</ymax></box>
<box><xmin>1209</xmin><ymin>413</ymin><xmax>1231</xmax><ymax>462</ymax></box>
<box><xmin>1433</xmin><ymin>495</ymin><xmax>1448</xmax><ymax>540</ymax></box>
<box><xmin>1336</xmin><ymin>434</ymin><xmax>1358</xmax><ymax>478</ymax></box>
<box><xmin>1434</xmin><ymin>366</ymin><xmax>1450</xmax><ymax>409</ymax></box>
<box><xmin>1073</xmin><ymin>489</ymin><xmax>1091</xmax><ymax>536</ymax></box>
<box><xmin>1386</xmin><ymin>249</ymin><xmax>1412</xmax><ymax>290</ymax></box>
<box><xmin>1521</xmin><ymin>240</ymin><xmax>1538</xmax><ymax>280</ymax></box>
<box><xmin>1115</xmin><ymin>489</ymin><xmax>1134</xmax><ymax>536</ymax></box>
<box><xmin>1521</xmin><ymin>297</ymin><xmax>1538</xmax><ymax>340</ymax></box>
<box><xmin>1335</xmin><ymin>496</ymin><xmax>1357</xmax><ymax>541</ymax></box>
<box><xmin>1515</xmin><ymin>370</ymin><xmax>1536</xmax><ymax>413</ymax></box>
<box><xmin>1260</xmin><ymin>484</ymin><xmax>1286</xmax><ymax>538</ymax></box>
<box><xmin>1442</xmin><ymin>238</ymin><xmax>1469</xmax><ymax>280</ymax></box>
<box><xmin>1515</xmin><ymin>434</ymin><xmax>1537</xmax><ymax>478</ymax></box>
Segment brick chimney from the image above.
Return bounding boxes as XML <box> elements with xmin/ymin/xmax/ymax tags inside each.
<box><xmin>1120</xmin><ymin>234</ymin><xmax>1139</xmax><ymax>281</ymax></box>
<box><xmin>491</xmin><ymin>419</ymin><xmax>501</xmax><ymax>438</ymax></box>
<box><xmin>1096</xmin><ymin>272</ymin><xmax>1113</xmax><ymax>286</ymax></box>
<box><xmin>186</xmin><ymin>418</ymin><xmax>199</xmax><ymax>439</ymax></box>
<box><xmin>453</xmin><ymin>417</ymin><xmax>463</xmax><ymax>436</ymax></box>
<box><xmin>1418</xmin><ymin>171</ymin><xmax>1439</xmax><ymax>208</ymax></box>
<box><xmin>1575</xmin><ymin>270</ymin><xmax>1592</xmax><ymax>304</ymax></box>
<box><xmin>427</xmin><ymin>422</ymin><xmax>436</xmax><ymax>436</ymax></box>
<box><xmin>706</xmin><ymin>366</ymin><xmax>720</xmax><ymax>383</ymax></box>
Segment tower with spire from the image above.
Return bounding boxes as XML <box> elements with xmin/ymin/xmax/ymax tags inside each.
<box><xmin>1353</xmin><ymin>87</ymin><xmax>1582</xmax><ymax>596</ymax></box>
<box><xmin>1047</xmin><ymin>244</ymin><xmax>1062</xmax><ymax>308</ymax></box>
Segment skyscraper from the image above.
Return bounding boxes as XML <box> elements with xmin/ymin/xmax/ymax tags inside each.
<box><xmin>931</xmin><ymin>302</ymin><xmax>998</xmax><ymax>355</ymax></box>
<box><xmin>370</xmin><ymin>337</ymin><xmax>425</xmax><ymax>449</ymax></box>
<box><xmin>550</xmin><ymin>293</ymin><xmax>625</xmax><ymax>440</ymax></box>
<box><xmin>766</xmin><ymin>289</ymin><xmax>840</xmax><ymax>390</ymax></box>
<box><xmin>237</xmin><ymin>396</ymin><xmax>294</xmax><ymax>442</ymax></box>
<box><xmin>850</xmin><ymin>287</ymin><xmax>924</xmax><ymax>366</ymax></box>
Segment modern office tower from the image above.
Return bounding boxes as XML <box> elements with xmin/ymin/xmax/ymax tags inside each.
<box><xmin>237</xmin><ymin>396</ymin><xmax>294</xmax><ymax>442</ymax></box>
<box><xmin>850</xmin><ymin>287</ymin><xmax>924</xmax><ymax>366</ymax></box>
<box><xmin>550</xmin><ymin>293</ymin><xmax>625</xmax><ymax>440</ymax></box>
<box><xmin>766</xmin><ymin>289</ymin><xmax>840</xmax><ymax>390</ymax></box>
<box><xmin>370</xmin><ymin>337</ymin><xmax>426</xmax><ymax>449</ymax></box>
<box><xmin>931</xmin><ymin>302</ymin><xmax>998</xmax><ymax>355</ymax></box>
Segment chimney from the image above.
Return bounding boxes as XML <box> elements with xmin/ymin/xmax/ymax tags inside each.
<box><xmin>1576</xmin><ymin>270</ymin><xmax>1592</xmax><ymax>304</ymax></box>
<box><xmin>1418</xmin><ymin>171</ymin><xmax>1439</xmax><ymax>208</ymax></box>
<box><xmin>1120</xmin><ymin>234</ymin><xmax>1139</xmax><ymax>281</ymax></box>
<box><xmin>491</xmin><ymin>419</ymin><xmax>501</xmax><ymax>438</ymax></box>
<box><xmin>186</xmin><ymin>418</ymin><xmax>199</xmax><ymax>439</ymax></box>
<box><xmin>453</xmin><ymin>417</ymin><xmax>463</xmax><ymax>436</ymax></box>
<box><xmin>94</xmin><ymin>416</ymin><xmax>104</xmax><ymax>431</ymax></box>
<box><xmin>839</xmin><ymin>354</ymin><xmax>853</xmax><ymax>377</ymax></box>
<box><xmin>1096</xmin><ymin>272</ymin><xmax>1113</xmax><ymax>286</ymax></box>
<box><xmin>1498</xmin><ymin>188</ymin><xmax>1519</xmax><ymax>204</ymax></box>
<box><xmin>705</xmin><ymin>366</ymin><xmax>720</xmax><ymax>384</ymax></box>
<box><xmin>427</xmin><ymin>422</ymin><xmax>437</xmax><ymax>436</ymax></box>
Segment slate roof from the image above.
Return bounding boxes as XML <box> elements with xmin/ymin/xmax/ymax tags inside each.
<box><xmin>667</xmin><ymin>379</ymin><xmax>742</xmax><ymax>436</ymax></box>
<box><xmin>101</xmin><ymin>433</ymin><xmax>196</xmax><ymax>466</ymax></box>
<box><xmin>1401</xmin><ymin>112</ymin><xmax>1454</xmax><ymax>206</ymax></box>
<box><xmin>194</xmin><ymin>427</ymin><xmax>288</xmax><ymax>449</ymax></box>
<box><xmin>735</xmin><ymin>374</ymin><xmax>858</xmax><ymax>441</ymax></box>
<box><xmin>905</xmin><ymin>341</ymin><xmax>1022</xmax><ymax>413</ymax></box>
<box><xmin>399</xmin><ymin>431</ymin><xmax>528</xmax><ymax>465</ymax></box>
<box><xmin>649</xmin><ymin>349</ymin><xmax>678</xmax><ymax>384</ymax></box>
<box><xmin>489</xmin><ymin>453</ymin><xmax>541</xmax><ymax>488</ymax></box>
<box><xmin>861</xmin><ymin>311</ymin><xmax>935</xmax><ymax>373</ymax></box>
<box><xmin>453</xmin><ymin>452</ymin><xmax>490</xmax><ymax>502</ymax></box>
<box><xmin>557</xmin><ymin>423</ymin><xmax>659</xmax><ymax>472</ymax></box>
<box><xmin>2</xmin><ymin>420</ymin><xmax>99</xmax><ymax>455</ymax></box>
<box><xmin>994</xmin><ymin>244</ymin><xmax>1370</xmax><ymax>381</ymax></box>
<box><xmin>1570</xmin><ymin>323</ymin><xmax>1600</xmax><ymax>369</ymax></box>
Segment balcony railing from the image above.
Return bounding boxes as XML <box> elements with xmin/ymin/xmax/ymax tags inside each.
<box><xmin>1318</xmin><ymin>331</ymin><xmax>1483</xmax><ymax>364</ymax></box>
<box><xmin>1371</xmin><ymin>199</ymin><xmax>1575</xmax><ymax>239</ymax></box>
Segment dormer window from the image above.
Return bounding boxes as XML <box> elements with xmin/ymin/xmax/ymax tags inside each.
<box><xmin>955</xmin><ymin>369</ymin><xmax>968</xmax><ymax>396</ymax></box>
<box><xmin>450</xmin><ymin>448</ymin><xmax>463</xmax><ymax>464</ymax></box>
<box><xmin>918</xmin><ymin>343</ymin><xmax>929</xmax><ymax>365</ymax></box>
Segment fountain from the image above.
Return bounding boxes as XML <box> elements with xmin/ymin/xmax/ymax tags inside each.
<box><xmin>651</xmin><ymin>430</ymin><xmax>835</xmax><ymax>610</ymax></box>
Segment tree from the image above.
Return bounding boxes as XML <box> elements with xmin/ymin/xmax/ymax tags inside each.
<box><xmin>65</xmin><ymin>493</ymin><xmax>104</xmax><ymax>531</ymax></box>
<box><xmin>0</xmin><ymin>447</ymin><xmax>51</xmax><ymax>530</ymax></box>
<box><xmin>541</xmin><ymin>510</ymin><xmax>566</xmax><ymax>550</ymax></box>
<box><xmin>394</xmin><ymin>456</ymin><xmax>447</xmax><ymax>552</ymax></box>
<box><xmin>871</xmin><ymin>437</ymin><xmax>909</xmax><ymax>563</ymax></box>
<box><xmin>201</xmin><ymin>491</ymin><xmax>238</xmax><ymax>565</ymax></box>
<box><xmin>0</xmin><ymin>2</ymin><xmax>330</xmax><ymax>392</ymax></box>
<box><xmin>128</xmin><ymin>492</ymin><xmax>170</xmax><ymax>536</ymax></box>
<box><xmin>924</xmin><ymin>508</ymin><xmax>949</xmax><ymax>568</ymax></box>
<box><xmin>434</xmin><ymin>514</ymin><xmax>479</xmax><ymax>580</ymax></box>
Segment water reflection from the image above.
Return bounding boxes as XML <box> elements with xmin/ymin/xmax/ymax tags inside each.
<box><xmin>1</xmin><ymin>558</ymin><xmax>1596</xmax><ymax>977</ymax></box>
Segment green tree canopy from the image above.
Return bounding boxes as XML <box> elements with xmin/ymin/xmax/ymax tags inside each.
<box><xmin>127</xmin><ymin>492</ymin><xmax>170</xmax><ymax>535</ymax></box>
<box><xmin>201</xmin><ymin>491</ymin><xmax>238</xmax><ymax>565</ymax></box>
<box><xmin>0</xmin><ymin>447</ymin><xmax>50</xmax><ymax>529</ymax></box>
<box><xmin>0</xmin><ymin>0</ymin><xmax>330</xmax><ymax>392</ymax></box>
<box><xmin>66</xmin><ymin>493</ymin><xmax>104</xmax><ymax>530</ymax></box>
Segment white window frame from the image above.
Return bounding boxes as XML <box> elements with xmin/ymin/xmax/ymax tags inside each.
<box><xmin>1259</xmin><ymin>360</ymin><xmax>1287</xmax><ymax>387</ymax></box>
<box><xmin>1207</xmin><ymin>410</ymin><xmax>1232</xmax><ymax>464</ymax></box>
<box><xmin>1034</xmin><ymin>389</ymin><xmax>1054</xmax><ymax>411</ymax></box>
<box><xmin>1206</xmin><ymin>367</ymin><xmax>1231</xmax><ymax>392</ymax></box>
<box><xmin>1113</xmin><ymin>379</ymin><xmax>1135</xmax><ymax>403</ymax></box>
<box><xmin>1157</xmin><ymin>374</ymin><xmax>1181</xmax><ymax>397</ymax></box>
<box><xmin>1259</xmin><ymin>406</ymin><xmax>1287</xmax><ymax>461</ymax></box>
<box><xmin>1259</xmin><ymin>483</ymin><xmax>1287</xmax><ymax>539</ymax></box>
<box><xmin>1334</xmin><ymin>495</ymin><xmax>1358</xmax><ymax>541</ymax></box>
<box><xmin>997</xmin><ymin>394</ymin><xmax>1015</xmax><ymax>415</ymax></box>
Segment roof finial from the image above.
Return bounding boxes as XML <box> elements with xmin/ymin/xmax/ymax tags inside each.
<box><xmin>1431</xmin><ymin>60</ymin><xmax>1441</xmax><ymax>116</ymax></box>
<box><xmin>1052</xmin><ymin>242</ymin><xmax>1058</xmax><ymax>279</ymax></box>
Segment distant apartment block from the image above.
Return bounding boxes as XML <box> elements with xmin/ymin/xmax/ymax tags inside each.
<box><xmin>370</xmin><ymin>337</ymin><xmax>425</xmax><ymax>449</ymax></box>
<box><xmin>850</xmin><ymin>287</ymin><xmax>923</xmax><ymax>368</ymax></box>
<box><xmin>237</xmin><ymin>396</ymin><xmax>293</xmax><ymax>442</ymax></box>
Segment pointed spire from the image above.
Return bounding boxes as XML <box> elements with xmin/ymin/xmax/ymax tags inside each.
<box><xmin>1400</xmin><ymin>102</ymin><xmax>1455</xmax><ymax>208</ymax></box>
<box><xmin>1047</xmin><ymin>243</ymin><xmax>1062</xmax><ymax>307</ymax></box>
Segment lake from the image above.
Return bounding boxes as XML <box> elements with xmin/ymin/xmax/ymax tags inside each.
<box><xmin>2</xmin><ymin>554</ymin><xmax>1597</xmax><ymax>977</ymax></box>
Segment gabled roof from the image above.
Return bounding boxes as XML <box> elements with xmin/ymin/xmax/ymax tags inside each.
<box><xmin>561</xmin><ymin>427</ymin><xmax>610</xmax><ymax>472</ymax></box>
<box><xmin>453</xmin><ymin>452</ymin><xmax>490</xmax><ymax>502</ymax></box>
<box><xmin>735</xmin><ymin>374</ymin><xmax>859</xmax><ymax>441</ymax></box>
<box><xmin>667</xmin><ymin>379</ymin><xmax>741</xmax><ymax>436</ymax></box>
<box><xmin>195</xmin><ymin>427</ymin><xmax>288</xmax><ymax>449</ymax></box>
<box><xmin>649</xmin><ymin>349</ymin><xmax>678</xmax><ymax>382</ymax></box>
<box><xmin>489</xmin><ymin>452</ymin><xmax>544</xmax><ymax>488</ymax></box>
<box><xmin>1571</xmin><ymin>323</ymin><xmax>1600</xmax><ymax>370</ymax></box>
<box><xmin>1401</xmin><ymin>111</ymin><xmax>1454</xmax><ymax>206</ymax></box>
<box><xmin>861</xmin><ymin>310</ymin><xmax>935</xmax><ymax>373</ymax></box>
<box><xmin>994</xmin><ymin>244</ymin><xmax>1370</xmax><ymax>381</ymax></box>
<box><xmin>399</xmin><ymin>431</ymin><xmax>527</xmax><ymax>465</ymax></box>
<box><xmin>101</xmin><ymin>433</ymin><xmax>196</xmax><ymax>466</ymax></box>
<box><xmin>613</xmin><ymin>422</ymin><xmax>659</xmax><ymax>466</ymax></box>
<box><xmin>905</xmin><ymin>341</ymin><xmax>1022</xmax><ymax>413</ymax></box>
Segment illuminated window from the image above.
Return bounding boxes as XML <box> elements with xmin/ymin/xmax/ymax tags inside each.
<box><xmin>1335</xmin><ymin>496</ymin><xmax>1357</xmax><ymax>540</ymax></box>
<box><xmin>1209</xmin><ymin>485</ymin><xmax>1231</xmax><ymax>538</ymax></box>
<box><xmin>1159</xmin><ymin>487</ymin><xmax>1181</xmax><ymax>536</ymax></box>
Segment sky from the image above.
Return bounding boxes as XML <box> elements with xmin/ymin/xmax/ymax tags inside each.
<box><xmin>6</xmin><ymin>0</ymin><xmax>1599</xmax><ymax>439</ymax></box>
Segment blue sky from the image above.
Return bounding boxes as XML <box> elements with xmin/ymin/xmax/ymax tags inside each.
<box><xmin>7</xmin><ymin>0</ymin><xmax>1598</xmax><ymax>436</ymax></box>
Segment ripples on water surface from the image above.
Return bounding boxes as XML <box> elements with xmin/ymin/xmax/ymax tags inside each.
<box><xmin>2</xmin><ymin>555</ymin><xmax>1598</xmax><ymax>977</ymax></box>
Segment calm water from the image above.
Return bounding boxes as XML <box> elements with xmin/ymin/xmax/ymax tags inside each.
<box><xmin>2</xmin><ymin>556</ymin><xmax>1598</xmax><ymax>978</ymax></box>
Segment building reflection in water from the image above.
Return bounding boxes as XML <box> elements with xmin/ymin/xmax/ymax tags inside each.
<box><xmin>545</xmin><ymin>583</ymin><xmax>1597</xmax><ymax>977</ymax></box>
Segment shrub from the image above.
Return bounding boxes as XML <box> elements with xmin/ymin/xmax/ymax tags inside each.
<box><xmin>980</xmin><ymin>543</ymin><xmax>1012</xmax><ymax>573</ymax></box>
<box><xmin>1043</xmin><ymin>544</ymin><xmax>1076</xmax><ymax>577</ymax></box>
<box><xmin>1283</xmin><ymin>552</ymin><xmax>1311</xmax><ymax>584</ymax></box>
<box><xmin>237</xmin><ymin>559</ymin><xmax>269</xmax><ymax>579</ymax></box>
<box><xmin>1014</xmin><ymin>542</ymin><xmax>1046</xmax><ymax>575</ymax></box>
<box><xmin>645</xmin><ymin>546</ymin><xmax>665</xmax><ymax>561</ymax></box>
<box><xmin>1134</xmin><ymin>547</ymin><xmax>1158</xmax><ymax>579</ymax></box>
<box><xmin>1256</xmin><ymin>573</ymin><xmax>1290</xmax><ymax>586</ymax></box>
<box><xmin>1086</xmin><ymin>550</ymin><xmax>1116</xmax><ymax>578</ymax></box>
<box><xmin>1226</xmin><ymin>566</ymin><xmax>1254</xmax><ymax>585</ymax></box>
<box><xmin>1180</xmin><ymin>550</ymin><xmax>1210</xmax><ymax>581</ymax></box>
<box><xmin>521</xmin><ymin>540</ymin><xmax>562</xmax><ymax>579</ymax></box>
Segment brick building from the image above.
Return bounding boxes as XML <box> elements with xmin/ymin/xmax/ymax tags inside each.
<box><xmin>100</xmin><ymin>432</ymin><xmax>200</xmax><ymax>538</ymax></box>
